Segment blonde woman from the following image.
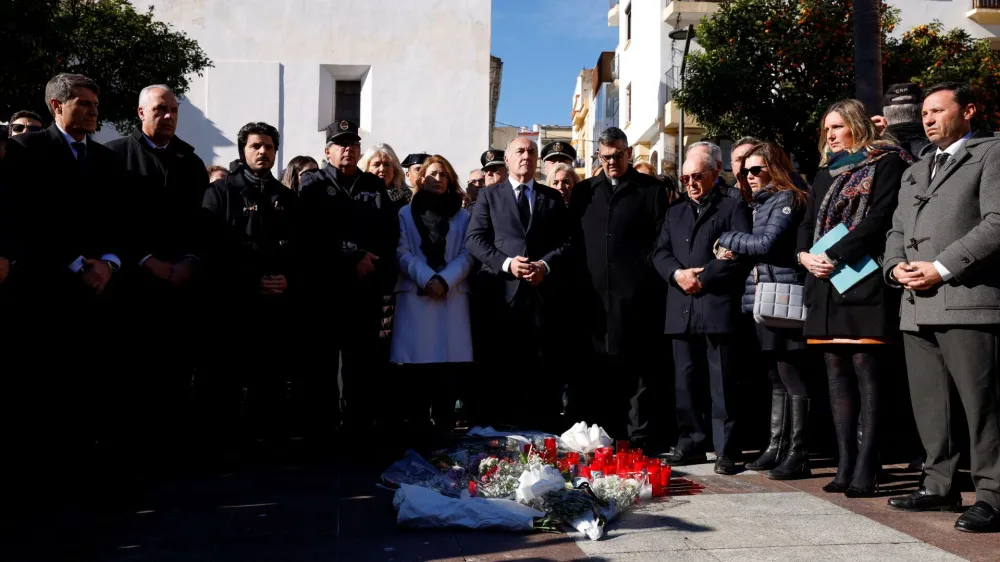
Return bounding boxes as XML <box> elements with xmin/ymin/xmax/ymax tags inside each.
<box><xmin>547</xmin><ymin>162</ymin><xmax>579</xmax><ymax>204</ymax></box>
<box><xmin>360</xmin><ymin>143</ymin><xmax>410</xmax><ymax>209</ymax></box>
<box><xmin>392</xmin><ymin>155</ymin><xmax>474</xmax><ymax>429</ymax></box>
<box><xmin>796</xmin><ymin>99</ymin><xmax>913</xmax><ymax>497</ymax></box>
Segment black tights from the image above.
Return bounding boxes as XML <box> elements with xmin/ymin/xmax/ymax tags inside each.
<box><xmin>825</xmin><ymin>347</ymin><xmax>882</xmax><ymax>487</ymax></box>
<box><xmin>765</xmin><ymin>350</ymin><xmax>808</xmax><ymax>397</ymax></box>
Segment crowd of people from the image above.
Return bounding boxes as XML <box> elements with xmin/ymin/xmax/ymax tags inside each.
<box><xmin>0</xmin><ymin>73</ymin><xmax>998</xmax><ymax>533</ymax></box>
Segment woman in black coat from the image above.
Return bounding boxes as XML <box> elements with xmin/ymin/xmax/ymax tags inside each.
<box><xmin>796</xmin><ymin>100</ymin><xmax>911</xmax><ymax>497</ymax></box>
<box><xmin>718</xmin><ymin>142</ymin><xmax>811</xmax><ymax>480</ymax></box>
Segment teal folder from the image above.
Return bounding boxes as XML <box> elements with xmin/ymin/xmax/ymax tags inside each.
<box><xmin>809</xmin><ymin>223</ymin><xmax>879</xmax><ymax>295</ymax></box>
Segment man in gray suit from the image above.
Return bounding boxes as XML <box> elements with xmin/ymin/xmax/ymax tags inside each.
<box><xmin>883</xmin><ymin>82</ymin><xmax>1000</xmax><ymax>533</ymax></box>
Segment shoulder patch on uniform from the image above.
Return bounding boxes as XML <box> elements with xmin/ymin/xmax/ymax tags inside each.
<box><xmin>782</xmin><ymin>206</ymin><xmax>792</xmax><ymax>215</ymax></box>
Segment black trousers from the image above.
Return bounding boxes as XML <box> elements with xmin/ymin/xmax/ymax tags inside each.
<box><xmin>904</xmin><ymin>327</ymin><xmax>1000</xmax><ymax>506</ymax></box>
<box><xmin>338</xmin><ymin>292</ymin><xmax>388</xmax><ymax>424</ymax></box>
<box><xmin>673</xmin><ymin>334</ymin><xmax>737</xmax><ymax>457</ymax></box>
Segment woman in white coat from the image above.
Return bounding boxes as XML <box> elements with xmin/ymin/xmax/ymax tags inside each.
<box><xmin>391</xmin><ymin>155</ymin><xmax>474</xmax><ymax>430</ymax></box>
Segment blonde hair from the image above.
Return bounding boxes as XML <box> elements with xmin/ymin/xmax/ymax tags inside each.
<box><xmin>548</xmin><ymin>162</ymin><xmax>580</xmax><ymax>186</ymax></box>
<box><xmin>817</xmin><ymin>99</ymin><xmax>889</xmax><ymax>167</ymax></box>
<box><xmin>359</xmin><ymin>143</ymin><xmax>406</xmax><ymax>191</ymax></box>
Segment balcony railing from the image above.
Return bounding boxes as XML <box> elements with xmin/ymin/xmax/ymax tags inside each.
<box><xmin>664</xmin><ymin>67</ymin><xmax>680</xmax><ymax>103</ymax></box>
<box><xmin>974</xmin><ymin>0</ymin><xmax>1000</xmax><ymax>8</ymax></box>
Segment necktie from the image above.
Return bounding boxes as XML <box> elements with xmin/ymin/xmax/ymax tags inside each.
<box><xmin>516</xmin><ymin>186</ymin><xmax>531</xmax><ymax>229</ymax></box>
<box><xmin>932</xmin><ymin>153</ymin><xmax>950</xmax><ymax>179</ymax></box>
<box><xmin>72</xmin><ymin>141</ymin><xmax>89</xmax><ymax>171</ymax></box>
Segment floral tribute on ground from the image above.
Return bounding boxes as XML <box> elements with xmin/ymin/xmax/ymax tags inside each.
<box><xmin>381</xmin><ymin>422</ymin><xmax>674</xmax><ymax>540</ymax></box>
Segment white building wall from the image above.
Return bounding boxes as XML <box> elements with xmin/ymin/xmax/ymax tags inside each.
<box><xmin>617</xmin><ymin>0</ymin><xmax>669</xmax><ymax>146</ymax></box>
<box><xmin>98</xmin><ymin>0</ymin><xmax>491</xmax><ymax>174</ymax></box>
<box><xmin>886</xmin><ymin>0</ymin><xmax>999</xmax><ymax>42</ymax></box>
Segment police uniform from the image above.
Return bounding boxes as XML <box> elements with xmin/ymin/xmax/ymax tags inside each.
<box><xmin>402</xmin><ymin>153</ymin><xmax>430</xmax><ymax>187</ymax></box>
<box><xmin>481</xmin><ymin>148</ymin><xmax>504</xmax><ymax>171</ymax></box>
<box><xmin>541</xmin><ymin>141</ymin><xmax>577</xmax><ymax>166</ymax></box>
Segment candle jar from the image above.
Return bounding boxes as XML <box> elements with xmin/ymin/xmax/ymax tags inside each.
<box><xmin>616</xmin><ymin>440</ymin><xmax>630</xmax><ymax>453</ymax></box>
<box><xmin>580</xmin><ymin>465</ymin><xmax>592</xmax><ymax>478</ymax></box>
<box><xmin>660</xmin><ymin>465</ymin><xmax>672</xmax><ymax>488</ymax></box>
<box><xmin>565</xmin><ymin>452</ymin><xmax>580</xmax><ymax>465</ymax></box>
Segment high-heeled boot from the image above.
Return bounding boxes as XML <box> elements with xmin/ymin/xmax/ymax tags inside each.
<box><xmin>767</xmin><ymin>396</ymin><xmax>811</xmax><ymax>480</ymax></box>
<box><xmin>745</xmin><ymin>390</ymin><xmax>788</xmax><ymax>471</ymax></box>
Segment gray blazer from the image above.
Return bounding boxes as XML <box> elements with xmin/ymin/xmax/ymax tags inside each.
<box><xmin>883</xmin><ymin>135</ymin><xmax>1000</xmax><ymax>331</ymax></box>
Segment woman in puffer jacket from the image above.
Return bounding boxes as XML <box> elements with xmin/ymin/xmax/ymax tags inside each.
<box><xmin>717</xmin><ymin>141</ymin><xmax>811</xmax><ymax>480</ymax></box>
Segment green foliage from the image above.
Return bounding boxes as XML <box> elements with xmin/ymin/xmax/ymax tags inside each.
<box><xmin>674</xmin><ymin>0</ymin><xmax>995</xmax><ymax>177</ymax></box>
<box><xmin>0</xmin><ymin>0</ymin><xmax>212</xmax><ymax>133</ymax></box>
<box><xmin>885</xmin><ymin>22</ymin><xmax>1000</xmax><ymax>132</ymax></box>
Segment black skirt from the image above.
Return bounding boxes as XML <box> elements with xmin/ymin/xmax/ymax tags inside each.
<box><xmin>755</xmin><ymin>321</ymin><xmax>807</xmax><ymax>352</ymax></box>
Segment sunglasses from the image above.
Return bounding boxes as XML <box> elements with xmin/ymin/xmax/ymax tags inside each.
<box><xmin>738</xmin><ymin>165</ymin><xmax>768</xmax><ymax>178</ymax></box>
<box><xmin>679</xmin><ymin>172</ymin><xmax>707</xmax><ymax>185</ymax></box>
<box><xmin>11</xmin><ymin>123</ymin><xmax>43</xmax><ymax>134</ymax></box>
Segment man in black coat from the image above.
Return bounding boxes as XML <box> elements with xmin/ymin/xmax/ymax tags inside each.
<box><xmin>200</xmin><ymin>122</ymin><xmax>302</xmax><ymax>450</ymax></box>
<box><xmin>0</xmin><ymin>73</ymin><xmax>127</xmax><ymax>494</ymax></box>
<box><xmin>298</xmin><ymin>120</ymin><xmax>399</xmax><ymax>433</ymax></box>
<box><xmin>567</xmin><ymin>127</ymin><xmax>668</xmax><ymax>447</ymax></box>
<box><xmin>466</xmin><ymin>137</ymin><xmax>568</xmax><ymax>427</ymax></box>
<box><xmin>654</xmin><ymin>152</ymin><xmax>752</xmax><ymax>474</ymax></box>
<box><xmin>105</xmin><ymin>84</ymin><xmax>210</xmax><ymax>465</ymax></box>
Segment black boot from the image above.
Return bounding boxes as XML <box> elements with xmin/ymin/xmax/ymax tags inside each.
<box><xmin>767</xmin><ymin>396</ymin><xmax>811</xmax><ymax>480</ymax></box>
<box><xmin>745</xmin><ymin>390</ymin><xmax>788</xmax><ymax>471</ymax></box>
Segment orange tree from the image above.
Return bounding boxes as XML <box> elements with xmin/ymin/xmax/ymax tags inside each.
<box><xmin>884</xmin><ymin>22</ymin><xmax>1000</xmax><ymax>133</ymax></box>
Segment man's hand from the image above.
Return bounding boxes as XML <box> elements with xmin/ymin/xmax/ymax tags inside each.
<box><xmin>82</xmin><ymin>259</ymin><xmax>113</xmax><ymax>293</ymax></box>
<box><xmin>0</xmin><ymin>256</ymin><xmax>9</xmax><ymax>284</ymax></box>
<box><xmin>260</xmin><ymin>274</ymin><xmax>289</xmax><ymax>296</ymax></box>
<box><xmin>800</xmin><ymin>252</ymin><xmax>835</xmax><ymax>279</ymax></box>
<box><xmin>143</xmin><ymin>257</ymin><xmax>174</xmax><ymax>281</ymax></box>
<box><xmin>356</xmin><ymin>252</ymin><xmax>379</xmax><ymax>277</ymax></box>
<box><xmin>509</xmin><ymin>256</ymin><xmax>534</xmax><ymax>279</ymax></box>
<box><xmin>894</xmin><ymin>261</ymin><xmax>943</xmax><ymax>291</ymax></box>
<box><xmin>675</xmin><ymin>267</ymin><xmax>704</xmax><ymax>295</ymax></box>
<box><xmin>524</xmin><ymin>262</ymin><xmax>547</xmax><ymax>286</ymax></box>
<box><xmin>871</xmin><ymin>115</ymin><xmax>888</xmax><ymax>135</ymax></box>
<box><xmin>170</xmin><ymin>258</ymin><xmax>198</xmax><ymax>287</ymax></box>
<box><xmin>425</xmin><ymin>277</ymin><xmax>447</xmax><ymax>300</ymax></box>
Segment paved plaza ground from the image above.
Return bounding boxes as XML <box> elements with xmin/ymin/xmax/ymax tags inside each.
<box><xmin>7</xmin><ymin>438</ymin><xmax>998</xmax><ymax>562</ymax></box>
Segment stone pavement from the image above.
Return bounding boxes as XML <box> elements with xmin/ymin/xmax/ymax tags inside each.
<box><xmin>6</xmin><ymin>444</ymin><xmax>998</xmax><ymax>561</ymax></box>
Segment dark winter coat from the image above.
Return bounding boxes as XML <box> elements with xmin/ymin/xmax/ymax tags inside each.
<box><xmin>718</xmin><ymin>189</ymin><xmax>806</xmax><ymax>313</ymax></box>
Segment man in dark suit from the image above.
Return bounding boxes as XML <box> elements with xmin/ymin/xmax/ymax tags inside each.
<box><xmin>884</xmin><ymin>82</ymin><xmax>1000</xmax><ymax>533</ymax></box>
<box><xmin>466</xmin><ymin>136</ymin><xmax>568</xmax><ymax>427</ymax></box>
<box><xmin>567</xmin><ymin>127</ymin><xmax>669</xmax><ymax>447</ymax></box>
<box><xmin>0</xmin><ymin>73</ymin><xmax>126</xmax><ymax>497</ymax></box>
<box><xmin>653</xmin><ymin>152</ymin><xmax>752</xmax><ymax>474</ymax></box>
<box><xmin>105</xmin><ymin>84</ymin><xmax>211</xmax><ymax>468</ymax></box>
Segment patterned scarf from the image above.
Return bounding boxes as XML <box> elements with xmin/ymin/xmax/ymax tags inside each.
<box><xmin>814</xmin><ymin>144</ymin><xmax>913</xmax><ymax>242</ymax></box>
<box><xmin>411</xmin><ymin>189</ymin><xmax>462</xmax><ymax>271</ymax></box>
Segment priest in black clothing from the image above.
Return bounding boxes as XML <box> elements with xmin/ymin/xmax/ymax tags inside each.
<box><xmin>299</xmin><ymin>120</ymin><xmax>399</xmax><ymax>432</ymax></box>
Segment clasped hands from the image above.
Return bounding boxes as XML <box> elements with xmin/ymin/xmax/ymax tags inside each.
<box><xmin>892</xmin><ymin>261</ymin><xmax>942</xmax><ymax>292</ymax></box>
<box><xmin>509</xmin><ymin>256</ymin><xmax>546</xmax><ymax>286</ymax></box>
<box><xmin>144</xmin><ymin>256</ymin><xmax>199</xmax><ymax>287</ymax></box>
<box><xmin>798</xmin><ymin>252</ymin><xmax>836</xmax><ymax>279</ymax></box>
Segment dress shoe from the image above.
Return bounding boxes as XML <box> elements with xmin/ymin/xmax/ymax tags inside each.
<box><xmin>714</xmin><ymin>456</ymin><xmax>738</xmax><ymax>475</ymax></box>
<box><xmin>888</xmin><ymin>488</ymin><xmax>962</xmax><ymax>512</ymax></box>
<box><xmin>661</xmin><ymin>447</ymin><xmax>707</xmax><ymax>466</ymax></box>
<box><xmin>955</xmin><ymin>501</ymin><xmax>1000</xmax><ymax>533</ymax></box>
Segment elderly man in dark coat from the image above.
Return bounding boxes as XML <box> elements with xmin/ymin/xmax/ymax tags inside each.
<box><xmin>883</xmin><ymin>82</ymin><xmax>1000</xmax><ymax>533</ymax></box>
<box><xmin>567</xmin><ymin>127</ymin><xmax>668</xmax><ymax>448</ymax></box>
<box><xmin>106</xmin><ymin>84</ymin><xmax>210</xmax><ymax>466</ymax></box>
<box><xmin>653</xmin><ymin>151</ymin><xmax>752</xmax><ymax>474</ymax></box>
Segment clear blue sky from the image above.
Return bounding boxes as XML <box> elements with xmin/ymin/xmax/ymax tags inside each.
<box><xmin>492</xmin><ymin>0</ymin><xmax>618</xmax><ymax>128</ymax></box>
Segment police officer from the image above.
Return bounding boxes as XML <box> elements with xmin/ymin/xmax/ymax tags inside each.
<box><xmin>541</xmin><ymin>141</ymin><xmax>577</xmax><ymax>179</ymax></box>
<box><xmin>481</xmin><ymin>148</ymin><xmax>508</xmax><ymax>187</ymax></box>
<box><xmin>402</xmin><ymin>152</ymin><xmax>430</xmax><ymax>188</ymax></box>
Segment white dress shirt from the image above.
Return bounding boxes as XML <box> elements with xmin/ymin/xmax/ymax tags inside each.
<box><xmin>501</xmin><ymin>178</ymin><xmax>550</xmax><ymax>275</ymax></box>
<box><xmin>55</xmin><ymin>124</ymin><xmax>121</xmax><ymax>271</ymax></box>
<box><xmin>931</xmin><ymin>131</ymin><xmax>973</xmax><ymax>282</ymax></box>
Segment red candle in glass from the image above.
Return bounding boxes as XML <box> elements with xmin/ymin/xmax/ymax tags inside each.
<box><xmin>634</xmin><ymin>459</ymin><xmax>648</xmax><ymax>472</ymax></box>
<box><xmin>604</xmin><ymin>465</ymin><xmax>617</xmax><ymax>475</ymax></box>
<box><xmin>544</xmin><ymin>437</ymin><xmax>557</xmax><ymax>455</ymax></box>
<box><xmin>580</xmin><ymin>465</ymin><xmax>592</xmax><ymax>478</ymax></box>
<box><xmin>566</xmin><ymin>452</ymin><xmax>580</xmax><ymax>464</ymax></box>
<box><xmin>616</xmin><ymin>440</ymin><xmax>629</xmax><ymax>453</ymax></box>
<box><xmin>660</xmin><ymin>465</ymin><xmax>672</xmax><ymax>487</ymax></box>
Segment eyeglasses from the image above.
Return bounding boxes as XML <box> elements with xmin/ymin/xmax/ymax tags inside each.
<box><xmin>11</xmin><ymin>123</ymin><xmax>43</xmax><ymax>134</ymax></box>
<box><xmin>679</xmin><ymin>172</ymin><xmax>707</xmax><ymax>185</ymax></box>
<box><xmin>468</xmin><ymin>178</ymin><xmax>485</xmax><ymax>187</ymax></box>
<box><xmin>598</xmin><ymin>150</ymin><xmax>627</xmax><ymax>163</ymax></box>
<box><xmin>738</xmin><ymin>166</ymin><xmax>768</xmax><ymax>178</ymax></box>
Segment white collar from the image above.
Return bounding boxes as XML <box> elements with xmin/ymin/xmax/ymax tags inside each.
<box><xmin>141</xmin><ymin>132</ymin><xmax>170</xmax><ymax>150</ymax></box>
<box><xmin>510</xmin><ymin>177</ymin><xmax>535</xmax><ymax>192</ymax></box>
<box><xmin>55</xmin><ymin>123</ymin><xmax>85</xmax><ymax>146</ymax></box>
<box><xmin>935</xmin><ymin>131</ymin><xmax>973</xmax><ymax>158</ymax></box>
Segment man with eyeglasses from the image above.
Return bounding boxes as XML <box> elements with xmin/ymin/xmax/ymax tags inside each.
<box><xmin>299</xmin><ymin>120</ymin><xmax>399</xmax><ymax>436</ymax></box>
<box><xmin>465</xmin><ymin>168</ymin><xmax>485</xmax><ymax>207</ymax></box>
<box><xmin>7</xmin><ymin>111</ymin><xmax>44</xmax><ymax>137</ymax></box>
<box><xmin>566</xmin><ymin>127</ymin><xmax>669</xmax><ymax>449</ymax></box>
<box><xmin>654</xmin><ymin>151</ymin><xmax>751</xmax><ymax>475</ymax></box>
